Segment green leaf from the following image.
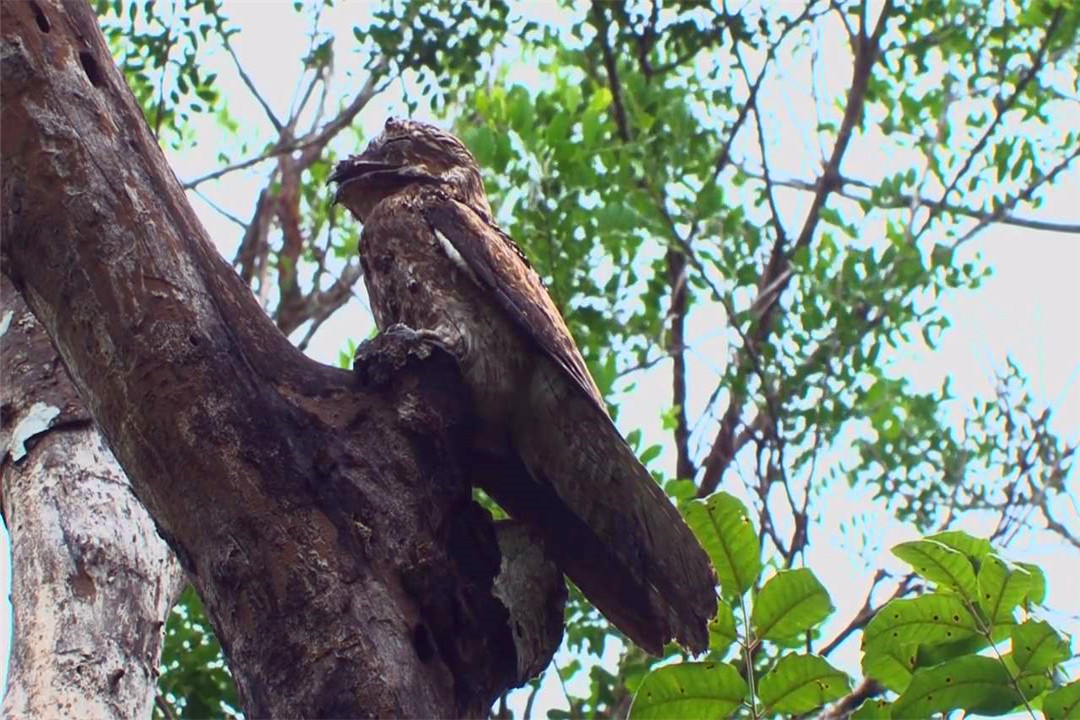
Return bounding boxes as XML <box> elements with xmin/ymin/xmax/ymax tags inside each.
<box><xmin>977</xmin><ymin>555</ymin><xmax>1032</xmax><ymax>629</ymax></box>
<box><xmin>926</xmin><ymin>530</ymin><xmax>993</xmax><ymax>564</ymax></box>
<box><xmin>757</xmin><ymin>654</ymin><xmax>851</xmax><ymax>714</ymax></box>
<box><xmin>863</xmin><ymin>595</ymin><xmax>978</xmax><ymax>652</ymax></box>
<box><xmin>1010</xmin><ymin>620</ymin><xmax>1069</xmax><ymax>673</ymax></box>
<box><xmin>751</xmin><ymin>568</ymin><xmax>834</xmax><ymax>642</ymax></box>
<box><xmin>639</xmin><ymin>443</ymin><xmax>662</xmax><ymax>466</ymax></box>
<box><xmin>708</xmin><ymin>601</ymin><xmax>738</xmax><ymax>657</ymax></box>
<box><xmin>851</xmin><ymin>698</ymin><xmax>892</xmax><ymax>719</ymax></box>
<box><xmin>915</xmin><ymin>634</ymin><xmax>990</xmax><ymax>667</ymax></box>
<box><xmin>861</xmin><ymin>642</ymin><xmax>918</xmax><ymax>693</ymax></box>
<box><xmin>891</xmin><ymin>655</ymin><xmax>1022</xmax><ymax>718</ymax></box>
<box><xmin>1017</xmin><ymin>562</ymin><xmax>1047</xmax><ymax>606</ymax></box>
<box><xmin>628</xmin><ymin>662</ymin><xmax>748</xmax><ymax>720</ymax></box>
<box><xmin>683</xmin><ymin>492</ymin><xmax>761</xmax><ymax>599</ymax></box>
<box><xmin>893</xmin><ymin>539</ymin><xmax>978</xmax><ymax>599</ymax></box>
<box><xmin>1044</xmin><ymin>680</ymin><xmax>1080</xmax><ymax>720</ymax></box>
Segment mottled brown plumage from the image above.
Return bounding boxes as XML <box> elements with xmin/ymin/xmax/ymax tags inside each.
<box><xmin>331</xmin><ymin>118</ymin><xmax>716</xmax><ymax>654</ymax></box>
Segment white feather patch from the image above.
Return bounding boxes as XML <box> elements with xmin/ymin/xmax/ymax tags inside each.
<box><xmin>434</xmin><ymin>228</ymin><xmax>479</xmax><ymax>283</ymax></box>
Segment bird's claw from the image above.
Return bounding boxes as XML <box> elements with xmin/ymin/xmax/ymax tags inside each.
<box><xmin>382</xmin><ymin>323</ymin><xmax>442</xmax><ymax>345</ymax></box>
<box><xmin>353</xmin><ymin>324</ymin><xmax>453</xmax><ymax>387</ymax></box>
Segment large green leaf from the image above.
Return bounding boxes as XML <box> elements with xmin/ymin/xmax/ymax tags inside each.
<box><xmin>1044</xmin><ymin>680</ymin><xmax>1080</xmax><ymax>720</ymax></box>
<box><xmin>926</xmin><ymin>530</ymin><xmax>992</xmax><ymax>565</ymax></box>
<box><xmin>892</xmin><ymin>539</ymin><xmax>977</xmax><ymax>599</ymax></box>
<box><xmin>861</xmin><ymin>642</ymin><xmax>917</xmax><ymax>693</ymax></box>
<box><xmin>891</xmin><ymin>655</ymin><xmax>1022</xmax><ymax>717</ymax></box>
<box><xmin>756</xmin><ymin>654</ymin><xmax>851</xmax><ymax>714</ymax></box>
<box><xmin>708</xmin><ymin>600</ymin><xmax>738</xmax><ymax>657</ymax></box>
<box><xmin>1010</xmin><ymin>620</ymin><xmax>1070</xmax><ymax>673</ymax></box>
<box><xmin>751</xmin><ymin>568</ymin><xmax>834</xmax><ymax>642</ymax></box>
<box><xmin>863</xmin><ymin>595</ymin><xmax>978</xmax><ymax>653</ymax></box>
<box><xmin>627</xmin><ymin>662</ymin><xmax>748</xmax><ymax>720</ymax></box>
<box><xmin>683</xmin><ymin>492</ymin><xmax>762</xmax><ymax>599</ymax></box>
<box><xmin>977</xmin><ymin>555</ymin><xmax>1033</xmax><ymax>630</ymax></box>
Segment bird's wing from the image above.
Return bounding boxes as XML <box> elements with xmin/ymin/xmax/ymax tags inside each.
<box><xmin>423</xmin><ymin>193</ymin><xmax>717</xmax><ymax>653</ymax></box>
<box><xmin>420</xmin><ymin>197</ymin><xmax>608</xmax><ymax>417</ymax></box>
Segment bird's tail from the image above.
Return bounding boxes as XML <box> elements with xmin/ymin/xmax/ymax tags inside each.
<box><xmin>490</xmin><ymin>359</ymin><xmax>717</xmax><ymax>655</ymax></box>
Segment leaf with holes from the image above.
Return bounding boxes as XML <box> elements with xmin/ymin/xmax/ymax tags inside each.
<box><xmin>851</xmin><ymin>698</ymin><xmax>893</xmax><ymax>718</ymax></box>
<box><xmin>977</xmin><ymin>555</ymin><xmax>1032</xmax><ymax>631</ymax></box>
<box><xmin>751</xmin><ymin>568</ymin><xmax>833</xmax><ymax>643</ymax></box>
<box><xmin>893</xmin><ymin>539</ymin><xmax>977</xmax><ymax>599</ymax></box>
<box><xmin>683</xmin><ymin>492</ymin><xmax>761</xmax><ymax>599</ymax></box>
<box><xmin>757</xmin><ymin>654</ymin><xmax>851</xmax><ymax>714</ymax></box>
<box><xmin>863</xmin><ymin>595</ymin><xmax>978</xmax><ymax>653</ymax></box>
<box><xmin>1044</xmin><ymin>680</ymin><xmax>1080</xmax><ymax>720</ymax></box>
<box><xmin>627</xmin><ymin>662</ymin><xmax>747</xmax><ymax>720</ymax></box>
<box><xmin>861</xmin><ymin>642</ymin><xmax>918</xmax><ymax>694</ymax></box>
<box><xmin>709</xmin><ymin>600</ymin><xmax>737</xmax><ymax>657</ymax></box>
<box><xmin>1010</xmin><ymin>620</ymin><xmax>1069</xmax><ymax>673</ymax></box>
<box><xmin>891</xmin><ymin>655</ymin><xmax>1023</xmax><ymax>717</ymax></box>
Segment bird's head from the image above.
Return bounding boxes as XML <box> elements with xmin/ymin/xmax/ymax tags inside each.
<box><xmin>330</xmin><ymin>118</ymin><xmax>490</xmax><ymax>221</ymax></box>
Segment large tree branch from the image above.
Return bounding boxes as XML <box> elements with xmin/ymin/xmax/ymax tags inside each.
<box><xmin>0</xmin><ymin>2</ymin><xmax>561</xmax><ymax>716</ymax></box>
<box><xmin>1</xmin><ymin>277</ymin><xmax>186</xmax><ymax>719</ymax></box>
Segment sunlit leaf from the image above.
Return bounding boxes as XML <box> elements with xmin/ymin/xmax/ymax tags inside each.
<box><xmin>893</xmin><ymin>539</ymin><xmax>977</xmax><ymax>599</ymax></box>
<box><xmin>708</xmin><ymin>600</ymin><xmax>738</xmax><ymax>657</ymax></box>
<box><xmin>628</xmin><ymin>662</ymin><xmax>747</xmax><ymax>720</ymax></box>
<box><xmin>977</xmin><ymin>555</ymin><xmax>1032</xmax><ymax>630</ymax></box>
<box><xmin>751</xmin><ymin>568</ymin><xmax>834</xmax><ymax>642</ymax></box>
<box><xmin>1010</xmin><ymin>620</ymin><xmax>1069</xmax><ymax>673</ymax></box>
<box><xmin>891</xmin><ymin>655</ymin><xmax>1022</xmax><ymax>718</ymax></box>
<box><xmin>861</xmin><ymin>642</ymin><xmax>918</xmax><ymax>693</ymax></box>
<box><xmin>863</xmin><ymin>595</ymin><xmax>978</xmax><ymax>653</ymax></box>
<box><xmin>683</xmin><ymin>492</ymin><xmax>761</xmax><ymax>599</ymax></box>
<box><xmin>757</xmin><ymin>654</ymin><xmax>851</xmax><ymax>714</ymax></box>
<box><xmin>1044</xmin><ymin>680</ymin><xmax>1080</xmax><ymax>720</ymax></box>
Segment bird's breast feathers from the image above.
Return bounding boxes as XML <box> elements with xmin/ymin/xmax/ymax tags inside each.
<box><xmin>359</xmin><ymin>189</ymin><xmax>534</xmax><ymax>428</ymax></box>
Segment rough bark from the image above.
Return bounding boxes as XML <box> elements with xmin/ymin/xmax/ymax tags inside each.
<box><xmin>1</xmin><ymin>277</ymin><xmax>186</xmax><ymax>719</ymax></box>
<box><xmin>0</xmin><ymin>1</ymin><xmax>563</xmax><ymax>717</ymax></box>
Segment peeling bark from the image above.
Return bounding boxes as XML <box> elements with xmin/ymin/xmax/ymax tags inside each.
<box><xmin>1</xmin><ymin>277</ymin><xmax>186</xmax><ymax>719</ymax></box>
<box><xmin>0</xmin><ymin>1</ymin><xmax>564</xmax><ymax>717</ymax></box>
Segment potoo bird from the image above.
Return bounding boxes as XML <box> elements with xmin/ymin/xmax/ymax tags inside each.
<box><xmin>331</xmin><ymin>118</ymin><xmax>716</xmax><ymax>654</ymax></box>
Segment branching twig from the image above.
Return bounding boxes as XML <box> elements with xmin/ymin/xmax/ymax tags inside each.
<box><xmin>221</xmin><ymin>29</ymin><xmax>283</xmax><ymax>133</ymax></box>
<box><xmin>698</xmin><ymin>0</ymin><xmax>894</xmax><ymax>497</ymax></box>
<box><xmin>913</xmin><ymin>6</ymin><xmax>1065</xmax><ymax>241</ymax></box>
<box><xmin>732</xmin><ymin>165</ymin><xmax>1080</xmax><ymax>234</ymax></box>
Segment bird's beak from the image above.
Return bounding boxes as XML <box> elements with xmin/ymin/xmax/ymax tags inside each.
<box><xmin>329</xmin><ymin>155</ymin><xmax>443</xmax><ymax>206</ymax></box>
<box><xmin>328</xmin><ymin>156</ymin><xmax>405</xmax><ymax>205</ymax></box>
<box><xmin>328</xmin><ymin>160</ymin><xmax>405</xmax><ymax>186</ymax></box>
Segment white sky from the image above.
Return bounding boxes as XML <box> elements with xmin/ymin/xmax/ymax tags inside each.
<box><xmin>2</xmin><ymin>1</ymin><xmax>1078</xmax><ymax>715</ymax></box>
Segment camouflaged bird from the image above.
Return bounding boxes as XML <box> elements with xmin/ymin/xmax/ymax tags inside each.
<box><xmin>330</xmin><ymin>118</ymin><xmax>716</xmax><ymax>654</ymax></box>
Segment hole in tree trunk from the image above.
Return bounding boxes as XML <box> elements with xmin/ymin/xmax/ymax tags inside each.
<box><xmin>79</xmin><ymin>51</ymin><xmax>103</xmax><ymax>87</ymax></box>
<box><xmin>29</xmin><ymin>1</ymin><xmax>50</xmax><ymax>32</ymax></box>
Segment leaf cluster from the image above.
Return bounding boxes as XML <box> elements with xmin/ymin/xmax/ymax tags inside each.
<box><xmin>629</xmin><ymin>496</ymin><xmax>1077</xmax><ymax>719</ymax></box>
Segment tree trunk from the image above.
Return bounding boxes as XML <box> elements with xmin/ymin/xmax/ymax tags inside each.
<box><xmin>0</xmin><ymin>1</ymin><xmax>563</xmax><ymax>717</ymax></box>
<box><xmin>1</xmin><ymin>277</ymin><xmax>186</xmax><ymax>719</ymax></box>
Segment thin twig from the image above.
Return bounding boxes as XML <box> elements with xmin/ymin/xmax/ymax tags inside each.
<box><xmin>221</xmin><ymin>29</ymin><xmax>282</xmax><ymax>132</ymax></box>
<box><xmin>732</xmin><ymin>165</ymin><xmax>1080</xmax><ymax>234</ymax></box>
